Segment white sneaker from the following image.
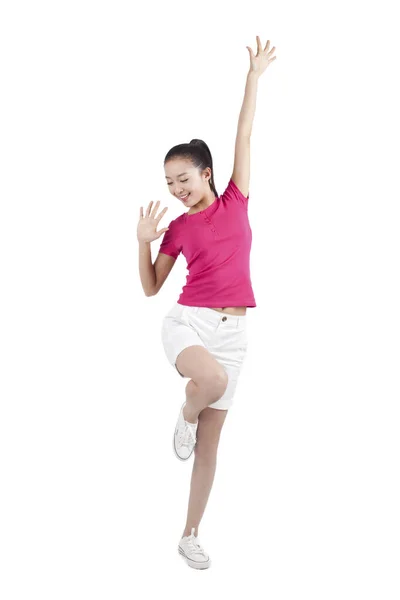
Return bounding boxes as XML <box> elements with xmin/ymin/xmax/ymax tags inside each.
<box><xmin>173</xmin><ymin>402</ymin><xmax>198</xmax><ymax>461</ymax></box>
<box><xmin>178</xmin><ymin>528</ymin><xmax>211</xmax><ymax>569</ymax></box>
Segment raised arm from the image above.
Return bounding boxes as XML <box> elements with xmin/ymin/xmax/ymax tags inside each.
<box><xmin>232</xmin><ymin>36</ymin><xmax>277</xmax><ymax>199</ymax></box>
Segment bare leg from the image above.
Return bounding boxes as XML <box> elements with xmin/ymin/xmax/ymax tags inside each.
<box><xmin>175</xmin><ymin>346</ymin><xmax>228</xmax><ymax>424</ymax></box>
<box><xmin>183</xmin><ymin>377</ymin><xmax>227</xmax><ymax>424</ymax></box>
<box><xmin>181</xmin><ymin>407</ymin><xmax>228</xmax><ymax>538</ymax></box>
<box><xmin>182</xmin><ymin>456</ymin><xmax>217</xmax><ymax>538</ymax></box>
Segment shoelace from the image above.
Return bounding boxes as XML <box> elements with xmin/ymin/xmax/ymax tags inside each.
<box><xmin>185</xmin><ymin>533</ymin><xmax>206</xmax><ymax>557</ymax></box>
<box><xmin>179</xmin><ymin>423</ymin><xmax>197</xmax><ymax>448</ymax></box>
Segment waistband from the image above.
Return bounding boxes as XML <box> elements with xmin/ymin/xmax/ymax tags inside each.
<box><xmin>182</xmin><ymin>304</ymin><xmax>247</xmax><ymax>328</ymax></box>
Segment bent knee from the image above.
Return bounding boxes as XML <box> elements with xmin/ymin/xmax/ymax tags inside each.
<box><xmin>200</xmin><ymin>370</ymin><xmax>229</xmax><ymax>400</ymax></box>
<box><xmin>176</xmin><ymin>345</ymin><xmax>228</xmax><ymax>391</ymax></box>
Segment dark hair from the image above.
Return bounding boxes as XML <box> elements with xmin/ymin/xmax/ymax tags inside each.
<box><xmin>164</xmin><ymin>138</ymin><xmax>218</xmax><ymax>197</ymax></box>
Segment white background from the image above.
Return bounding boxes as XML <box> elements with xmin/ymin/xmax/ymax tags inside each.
<box><xmin>1</xmin><ymin>0</ymin><xmax>399</xmax><ymax>597</ymax></box>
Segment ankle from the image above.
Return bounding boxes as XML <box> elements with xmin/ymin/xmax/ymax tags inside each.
<box><xmin>182</xmin><ymin>527</ymin><xmax>198</xmax><ymax>538</ymax></box>
<box><xmin>183</xmin><ymin>404</ymin><xmax>199</xmax><ymax>424</ymax></box>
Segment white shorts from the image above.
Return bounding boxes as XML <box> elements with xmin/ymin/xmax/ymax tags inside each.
<box><xmin>161</xmin><ymin>303</ymin><xmax>249</xmax><ymax>410</ymax></box>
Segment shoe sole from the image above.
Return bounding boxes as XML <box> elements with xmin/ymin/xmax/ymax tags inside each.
<box><xmin>178</xmin><ymin>545</ymin><xmax>211</xmax><ymax>569</ymax></box>
<box><xmin>173</xmin><ymin>401</ymin><xmax>195</xmax><ymax>461</ymax></box>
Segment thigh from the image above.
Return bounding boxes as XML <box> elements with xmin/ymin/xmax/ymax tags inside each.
<box><xmin>162</xmin><ymin>303</ymin><xmax>227</xmax><ymax>384</ymax></box>
<box><xmin>186</xmin><ymin>306</ymin><xmax>248</xmax><ymax>370</ymax></box>
<box><xmin>162</xmin><ymin>304</ymin><xmax>247</xmax><ymax>403</ymax></box>
<box><xmin>184</xmin><ymin>307</ymin><xmax>249</xmax><ymax>409</ymax></box>
<box><xmin>175</xmin><ymin>345</ymin><xmax>227</xmax><ymax>385</ymax></box>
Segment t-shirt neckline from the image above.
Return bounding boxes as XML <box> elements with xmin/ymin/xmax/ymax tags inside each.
<box><xmin>184</xmin><ymin>196</ymin><xmax>218</xmax><ymax>221</ymax></box>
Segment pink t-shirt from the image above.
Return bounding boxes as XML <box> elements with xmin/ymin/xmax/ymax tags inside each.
<box><xmin>159</xmin><ymin>177</ymin><xmax>256</xmax><ymax>308</ymax></box>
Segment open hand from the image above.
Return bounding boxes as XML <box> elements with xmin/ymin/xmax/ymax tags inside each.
<box><xmin>246</xmin><ymin>36</ymin><xmax>277</xmax><ymax>77</ymax></box>
<box><xmin>137</xmin><ymin>200</ymin><xmax>169</xmax><ymax>243</ymax></box>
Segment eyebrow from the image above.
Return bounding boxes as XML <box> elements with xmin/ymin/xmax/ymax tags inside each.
<box><xmin>165</xmin><ymin>172</ymin><xmax>188</xmax><ymax>179</ymax></box>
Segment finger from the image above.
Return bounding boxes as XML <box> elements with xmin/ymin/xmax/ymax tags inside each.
<box><xmin>157</xmin><ymin>228</ymin><xmax>169</xmax><ymax>238</ymax></box>
<box><xmin>146</xmin><ymin>201</ymin><xmax>153</xmax><ymax>218</ymax></box>
<box><xmin>263</xmin><ymin>39</ymin><xmax>270</xmax><ymax>52</ymax></box>
<box><xmin>256</xmin><ymin>35</ymin><xmax>263</xmax><ymax>54</ymax></box>
<box><xmin>156</xmin><ymin>206</ymin><xmax>168</xmax><ymax>220</ymax></box>
<box><xmin>150</xmin><ymin>200</ymin><xmax>160</xmax><ymax>219</ymax></box>
<box><xmin>140</xmin><ymin>206</ymin><xmax>143</xmax><ymax>218</ymax></box>
<box><xmin>246</xmin><ymin>46</ymin><xmax>255</xmax><ymax>58</ymax></box>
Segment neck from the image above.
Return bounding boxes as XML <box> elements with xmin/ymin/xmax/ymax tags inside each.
<box><xmin>188</xmin><ymin>190</ymin><xmax>216</xmax><ymax>214</ymax></box>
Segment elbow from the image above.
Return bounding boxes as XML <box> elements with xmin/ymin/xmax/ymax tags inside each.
<box><xmin>148</xmin><ymin>279</ymin><xmax>160</xmax><ymax>296</ymax></box>
<box><xmin>145</xmin><ymin>287</ymin><xmax>157</xmax><ymax>297</ymax></box>
<box><xmin>144</xmin><ymin>277</ymin><xmax>160</xmax><ymax>297</ymax></box>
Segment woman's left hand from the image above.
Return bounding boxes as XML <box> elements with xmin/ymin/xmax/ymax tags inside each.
<box><xmin>246</xmin><ymin>36</ymin><xmax>277</xmax><ymax>77</ymax></box>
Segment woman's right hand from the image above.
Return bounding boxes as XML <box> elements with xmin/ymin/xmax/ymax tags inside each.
<box><xmin>137</xmin><ymin>201</ymin><xmax>169</xmax><ymax>243</ymax></box>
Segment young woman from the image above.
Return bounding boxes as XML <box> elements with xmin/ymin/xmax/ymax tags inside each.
<box><xmin>137</xmin><ymin>36</ymin><xmax>276</xmax><ymax>569</ymax></box>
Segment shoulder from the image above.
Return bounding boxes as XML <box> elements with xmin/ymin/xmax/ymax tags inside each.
<box><xmin>219</xmin><ymin>178</ymin><xmax>249</xmax><ymax>207</ymax></box>
<box><xmin>166</xmin><ymin>213</ymin><xmax>184</xmax><ymax>229</ymax></box>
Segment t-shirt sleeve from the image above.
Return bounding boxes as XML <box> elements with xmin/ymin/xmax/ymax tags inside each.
<box><xmin>158</xmin><ymin>219</ymin><xmax>182</xmax><ymax>259</ymax></box>
<box><xmin>221</xmin><ymin>178</ymin><xmax>249</xmax><ymax>208</ymax></box>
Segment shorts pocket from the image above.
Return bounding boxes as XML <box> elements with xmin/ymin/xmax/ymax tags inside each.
<box><xmin>165</xmin><ymin>303</ymin><xmax>186</xmax><ymax>321</ymax></box>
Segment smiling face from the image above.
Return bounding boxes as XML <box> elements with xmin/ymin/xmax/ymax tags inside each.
<box><xmin>164</xmin><ymin>158</ymin><xmax>214</xmax><ymax>209</ymax></box>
